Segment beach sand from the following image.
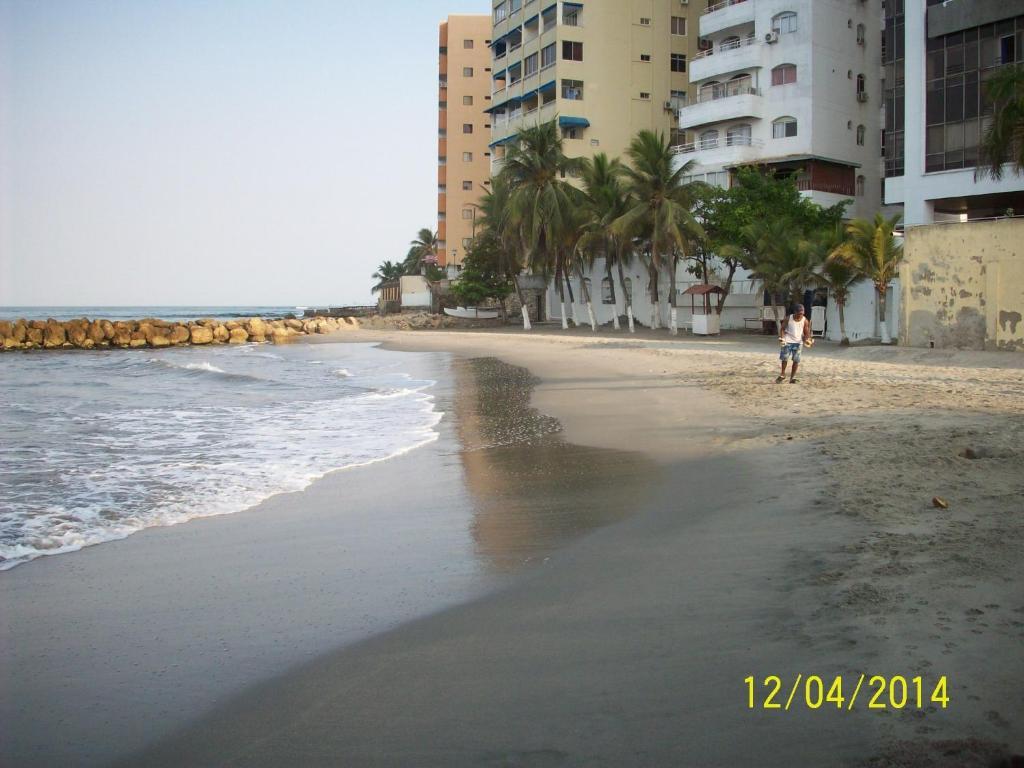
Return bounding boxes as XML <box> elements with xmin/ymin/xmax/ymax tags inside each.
<box><xmin>116</xmin><ymin>328</ymin><xmax>1023</xmax><ymax>767</ymax></box>
<box><xmin>3</xmin><ymin>328</ymin><xmax>1021</xmax><ymax>767</ymax></box>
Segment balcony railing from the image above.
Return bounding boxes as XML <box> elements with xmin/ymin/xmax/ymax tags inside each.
<box><xmin>691</xmin><ymin>83</ymin><xmax>759</xmax><ymax>103</ymax></box>
<box><xmin>693</xmin><ymin>35</ymin><xmax>758</xmax><ymax>60</ymax></box>
<box><xmin>796</xmin><ymin>179</ymin><xmax>855</xmax><ymax>196</ymax></box>
<box><xmin>671</xmin><ymin>136</ymin><xmax>764</xmax><ymax>154</ymax></box>
<box><xmin>703</xmin><ymin>0</ymin><xmax>748</xmax><ymax>15</ymax></box>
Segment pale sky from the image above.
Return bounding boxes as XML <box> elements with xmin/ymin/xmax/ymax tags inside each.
<box><xmin>0</xmin><ymin>0</ymin><xmax>486</xmax><ymax>308</ymax></box>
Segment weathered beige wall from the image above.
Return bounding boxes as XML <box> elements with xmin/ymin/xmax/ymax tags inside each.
<box><xmin>901</xmin><ymin>218</ymin><xmax>1024</xmax><ymax>351</ymax></box>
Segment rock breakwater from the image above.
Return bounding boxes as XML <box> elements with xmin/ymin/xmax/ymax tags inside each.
<box><xmin>0</xmin><ymin>315</ymin><xmax>350</xmax><ymax>351</ymax></box>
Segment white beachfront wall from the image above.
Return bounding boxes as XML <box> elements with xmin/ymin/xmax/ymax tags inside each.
<box><xmin>543</xmin><ymin>259</ymin><xmax>898</xmax><ymax>343</ymax></box>
<box><xmin>399</xmin><ymin>275</ymin><xmax>432</xmax><ymax>309</ymax></box>
<box><xmin>674</xmin><ymin>0</ymin><xmax>884</xmax><ymax>219</ymax></box>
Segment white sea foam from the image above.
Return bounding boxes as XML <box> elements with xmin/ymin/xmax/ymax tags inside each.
<box><xmin>0</xmin><ymin>345</ymin><xmax>442</xmax><ymax>570</ymax></box>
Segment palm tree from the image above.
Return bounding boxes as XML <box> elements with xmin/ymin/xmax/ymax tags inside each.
<box><xmin>805</xmin><ymin>224</ymin><xmax>859</xmax><ymax>345</ymax></box>
<box><xmin>403</xmin><ymin>228</ymin><xmax>440</xmax><ymax>275</ymax></box>
<box><xmin>615</xmin><ymin>130</ymin><xmax>703</xmax><ymax>333</ymax></box>
<box><xmin>577</xmin><ymin>153</ymin><xmax>633</xmax><ymax>331</ymax></box>
<box><xmin>977</xmin><ymin>64</ymin><xmax>1024</xmax><ymax>181</ymax></box>
<box><xmin>476</xmin><ymin>175</ymin><xmax>530</xmax><ymax>327</ymax></box>
<box><xmin>834</xmin><ymin>213</ymin><xmax>904</xmax><ymax>344</ymax></box>
<box><xmin>502</xmin><ymin>121</ymin><xmax>584</xmax><ymax>330</ymax></box>
<box><xmin>371</xmin><ymin>260</ymin><xmax>404</xmax><ymax>293</ymax></box>
<box><xmin>723</xmin><ymin>219</ymin><xmax>801</xmax><ymax>336</ymax></box>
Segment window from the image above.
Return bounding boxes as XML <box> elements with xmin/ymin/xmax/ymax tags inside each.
<box><xmin>727</xmin><ymin>124</ymin><xmax>751</xmax><ymax>146</ymax></box>
<box><xmin>772</xmin><ymin>12</ymin><xmax>798</xmax><ymax>34</ymax></box>
<box><xmin>439</xmin><ymin>46</ymin><xmax>448</xmax><ymax>55</ymax></box>
<box><xmin>670</xmin><ymin>89</ymin><xmax>687</xmax><ymax>108</ymax></box>
<box><xmin>462</xmin><ymin>237</ymin><xmax>472</xmax><ymax>248</ymax></box>
<box><xmin>439</xmin><ymin>156</ymin><xmax>447</xmax><ymax>165</ymax></box>
<box><xmin>856</xmin><ymin>124</ymin><xmax>866</xmax><ymax>145</ymax></box>
<box><xmin>463</xmin><ymin>95</ymin><xmax>473</xmax><ymax>106</ymax></box>
<box><xmin>464</xmin><ymin>39</ymin><xmax>474</xmax><ymax>49</ymax></box>
<box><xmin>639</xmin><ymin>92</ymin><xmax>651</xmax><ymax>99</ymax></box>
<box><xmin>462</xmin><ymin>152</ymin><xmax>473</xmax><ymax>162</ymax></box>
<box><xmin>562</xmin><ymin>41</ymin><xmax>583</xmax><ymax>61</ymax></box>
<box><xmin>772</xmin><ymin>64</ymin><xmax>797</xmax><ymax>85</ymax></box>
<box><xmin>541</xmin><ymin>43</ymin><xmax>556</xmax><ymax>68</ymax></box>
<box><xmin>639</xmin><ymin>17</ymin><xmax>651</xmax><ymax>26</ymax></box>
<box><xmin>640</xmin><ymin>54</ymin><xmax>651</xmax><ymax>62</ymax></box>
<box><xmin>856</xmin><ymin>73</ymin><xmax>866</xmax><ymax>95</ymax></box>
<box><xmin>601</xmin><ymin>278</ymin><xmax>615</xmax><ymax>304</ymax></box>
<box><xmin>561</xmin><ymin>126</ymin><xmax>580</xmax><ymax>139</ymax></box>
<box><xmin>509</xmin><ymin>0</ymin><xmax>521</xmax><ymax>12</ymax></box>
<box><xmin>463</xmin><ymin>124</ymin><xmax>473</xmax><ymax>134</ymax></box>
<box><xmin>462</xmin><ymin>209</ymin><xmax>474</xmax><ymax>220</ymax></box>
<box><xmin>524</xmin><ymin>52</ymin><xmax>539</xmax><ymax>77</ymax></box>
<box><xmin>463</xmin><ymin>67</ymin><xmax>474</xmax><ymax>77</ymax></box>
<box><xmin>562</xmin><ymin>79</ymin><xmax>583</xmax><ymax>99</ymax></box>
<box><xmin>671</xmin><ymin>53</ymin><xmax>687</xmax><ymax>73</ymax></box>
<box><xmin>438</xmin><ymin>184</ymin><xmax>446</xmax><ymax>193</ymax></box>
<box><xmin>699</xmin><ymin>129</ymin><xmax>719</xmax><ymax>149</ymax></box>
<box><xmin>772</xmin><ymin>117</ymin><xmax>798</xmax><ymax>138</ymax></box>
<box><xmin>856</xmin><ymin>175</ymin><xmax>866</xmax><ymax>196</ymax></box>
<box><xmin>672</xmin><ymin>16</ymin><xmax>686</xmax><ymax>36</ymax></box>
<box><xmin>856</xmin><ymin>23</ymin><xmax>866</xmax><ymax>45</ymax></box>
<box><xmin>564</xmin><ymin>5</ymin><xmax>580</xmax><ymax>26</ymax></box>
<box><xmin>494</xmin><ymin>2</ymin><xmax>506</xmax><ymax>22</ymax></box>
<box><xmin>439</xmin><ymin>100</ymin><xmax>447</xmax><ymax>109</ymax></box>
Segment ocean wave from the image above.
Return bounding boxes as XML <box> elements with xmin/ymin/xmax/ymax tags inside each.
<box><xmin>0</xmin><ymin>347</ymin><xmax>442</xmax><ymax>570</ymax></box>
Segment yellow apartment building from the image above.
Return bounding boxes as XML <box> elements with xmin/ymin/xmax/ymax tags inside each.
<box><xmin>487</xmin><ymin>0</ymin><xmax>699</xmax><ymax>167</ymax></box>
<box><xmin>438</xmin><ymin>15</ymin><xmax>494</xmax><ymax>270</ymax></box>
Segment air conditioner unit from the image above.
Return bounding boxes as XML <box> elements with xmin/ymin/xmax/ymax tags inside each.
<box><xmin>764</xmin><ymin>31</ymin><xmax>779</xmax><ymax>44</ymax></box>
<box><xmin>857</xmin><ymin>92</ymin><xmax>869</xmax><ymax>102</ymax></box>
<box><xmin>664</xmin><ymin>100</ymin><xmax>675</xmax><ymax>110</ymax></box>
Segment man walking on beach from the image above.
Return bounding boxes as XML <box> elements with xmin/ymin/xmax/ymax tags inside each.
<box><xmin>776</xmin><ymin>304</ymin><xmax>812</xmax><ymax>383</ymax></box>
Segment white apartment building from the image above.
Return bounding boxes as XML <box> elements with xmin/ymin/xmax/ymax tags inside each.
<box><xmin>883</xmin><ymin>0</ymin><xmax>1024</xmax><ymax>225</ymax></box>
<box><xmin>673</xmin><ymin>0</ymin><xmax>884</xmax><ymax>219</ymax></box>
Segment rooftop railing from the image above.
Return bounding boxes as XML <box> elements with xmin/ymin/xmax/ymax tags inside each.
<box><xmin>670</xmin><ymin>136</ymin><xmax>764</xmax><ymax>154</ymax></box>
<box><xmin>693</xmin><ymin>34</ymin><xmax>759</xmax><ymax>60</ymax></box>
<box><xmin>687</xmin><ymin>83</ymin><xmax>760</xmax><ymax>104</ymax></box>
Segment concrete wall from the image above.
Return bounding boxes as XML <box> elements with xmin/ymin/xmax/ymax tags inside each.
<box><xmin>400</xmin><ymin>276</ymin><xmax>433</xmax><ymax>309</ymax></box>
<box><xmin>900</xmin><ymin>218</ymin><xmax>1024</xmax><ymax>351</ymax></box>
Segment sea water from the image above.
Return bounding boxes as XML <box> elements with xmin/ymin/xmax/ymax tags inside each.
<box><xmin>0</xmin><ymin>341</ymin><xmax>441</xmax><ymax>570</ymax></box>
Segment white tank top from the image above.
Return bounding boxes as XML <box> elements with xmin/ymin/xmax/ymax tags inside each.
<box><xmin>783</xmin><ymin>315</ymin><xmax>807</xmax><ymax>344</ymax></box>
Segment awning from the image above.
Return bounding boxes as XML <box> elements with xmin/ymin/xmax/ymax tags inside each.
<box><xmin>521</xmin><ymin>87</ymin><xmax>539</xmax><ymax>100</ymax></box>
<box><xmin>492</xmin><ymin>68</ymin><xmax>507</xmax><ymax>80</ymax></box>
<box><xmin>488</xmin><ymin>134</ymin><xmax>519</xmax><ymax>148</ymax></box>
<box><xmin>558</xmin><ymin>116</ymin><xmax>590</xmax><ymax>128</ymax></box>
<box><xmin>524</xmin><ymin>13</ymin><xmax>538</xmax><ymax>26</ymax></box>
<box><xmin>484</xmin><ymin>95</ymin><xmax>522</xmax><ymax>113</ymax></box>
<box><xmin>538</xmin><ymin>79</ymin><xmax>556</xmax><ymax>93</ymax></box>
<box><xmin>542</xmin><ymin>3</ymin><xmax>557</xmax><ymax>15</ymax></box>
<box><xmin>563</xmin><ymin>1</ymin><xmax>583</xmax><ymax>7</ymax></box>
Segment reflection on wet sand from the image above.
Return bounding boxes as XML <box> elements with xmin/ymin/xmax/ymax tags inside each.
<box><xmin>452</xmin><ymin>357</ymin><xmax>663</xmax><ymax>571</ymax></box>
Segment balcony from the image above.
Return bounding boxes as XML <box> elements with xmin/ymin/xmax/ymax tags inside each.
<box><xmin>677</xmin><ymin>86</ymin><xmax>762</xmax><ymax>130</ymax></box>
<box><xmin>690</xmin><ymin>36</ymin><xmax>763</xmax><ymax>82</ymax></box>
<box><xmin>700</xmin><ymin>0</ymin><xmax>755</xmax><ymax>37</ymax></box>
<box><xmin>671</xmin><ymin>136</ymin><xmax>765</xmax><ymax>168</ymax></box>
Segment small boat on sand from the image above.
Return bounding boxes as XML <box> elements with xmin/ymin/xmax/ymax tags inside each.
<box><xmin>443</xmin><ymin>307</ymin><xmax>500</xmax><ymax>320</ymax></box>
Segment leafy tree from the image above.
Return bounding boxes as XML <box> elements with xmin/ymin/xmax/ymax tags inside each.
<box><xmin>833</xmin><ymin>213</ymin><xmax>904</xmax><ymax>344</ymax></box>
<box><xmin>615</xmin><ymin>130</ymin><xmax>703</xmax><ymax>333</ymax></box>
<box><xmin>371</xmin><ymin>260</ymin><xmax>404</xmax><ymax>293</ymax></box>
<box><xmin>977</xmin><ymin>64</ymin><xmax>1024</xmax><ymax>181</ymax></box>
<box><xmin>476</xmin><ymin>174</ymin><xmax>531</xmax><ymax>327</ymax></box>
<box><xmin>451</xmin><ymin>232</ymin><xmax>514</xmax><ymax>311</ymax></box>
<box><xmin>403</xmin><ymin>228</ymin><xmax>440</xmax><ymax>275</ymax></box>
<box><xmin>502</xmin><ymin>121</ymin><xmax>584</xmax><ymax>329</ymax></box>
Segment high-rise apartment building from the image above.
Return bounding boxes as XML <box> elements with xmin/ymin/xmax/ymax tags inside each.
<box><xmin>439</xmin><ymin>15</ymin><xmax>493</xmax><ymax>270</ymax></box>
<box><xmin>673</xmin><ymin>0</ymin><xmax>883</xmax><ymax>219</ymax></box>
<box><xmin>883</xmin><ymin>0</ymin><xmax>1024</xmax><ymax>225</ymax></box>
<box><xmin>487</xmin><ymin>0</ymin><xmax>700</xmax><ymax>168</ymax></box>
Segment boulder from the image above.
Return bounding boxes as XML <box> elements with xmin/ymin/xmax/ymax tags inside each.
<box><xmin>3</xmin><ymin>336</ymin><xmax>20</xmax><ymax>350</ymax></box>
<box><xmin>284</xmin><ymin>318</ymin><xmax>304</xmax><ymax>331</ymax></box>
<box><xmin>246</xmin><ymin>318</ymin><xmax>267</xmax><ymax>337</ymax></box>
<box><xmin>190</xmin><ymin>326</ymin><xmax>214</xmax><ymax>345</ymax></box>
<box><xmin>0</xmin><ymin>320</ymin><xmax>11</xmax><ymax>338</ymax></box>
<box><xmin>43</xmin><ymin>322</ymin><xmax>66</xmax><ymax>349</ymax></box>
<box><xmin>228</xmin><ymin>327</ymin><xmax>249</xmax><ymax>344</ymax></box>
<box><xmin>66</xmin><ymin>320</ymin><xmax>89</xmax><ymax>347</ymax></box>
<box><xmin>27</xmin><ymin>327</ymin><xmax>44</xmax><ymax>345</ymax></box>
<box><xmin>212</xmin><ymin>324</ymin><xmax>230</xmax><ymax>343</ymax></box>
<box><xmin>30</xmin><ymin>320</ymin><xmax>47</xmax><ymax>331</ymax></box>
<box><xmin>12</xmin><ymin>320</ymin><xmax>28</xmax><ymax>343</ymax></box>
<box><xmin>169</xmin><ymin>325</ymin><xmax>191</xmax><ymax>345</ymax></box>
<box><xmin>88</xmin><ymin>321</ymin><xmax>107</xmax><ymax>345</ymax></box>
<box><xmin>150</xmin><ymin>334</ymin><xmax>171</xmax><ymax>347</ymax></box>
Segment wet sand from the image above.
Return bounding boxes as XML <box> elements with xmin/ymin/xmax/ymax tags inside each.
<box><xmin>119</xmin><ymin>328</ymin><xmax>1023</xmax><ymax>767</ymax></box>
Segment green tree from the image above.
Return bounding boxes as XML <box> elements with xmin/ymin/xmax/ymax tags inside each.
<box><xmin>615</xmin><ymin>130</ymin><xmax>703</xmax><ymax>333</ymax></box>
<box><xmin>977</xmin><ymin>64</ymin><xmax>1024</xmax><ymax>181</ymax></box>
<box><xmin>502</xmin><ymin>121</ymin><xmax>584</xmax><ymax>330</ymax></box>
<box><xmin>403</xmin><ymin>228</ymin><xmax>440</xmax><ymax>275</ymax></box>
<box><xmin>578</xmin><ymin>153</ymin><xmax>636</xmax><ymax>331</ymax></box>
<box><xmin>371</xmin><ymin>260</ymin><xmax>404</xmax><ymax>293</ymax></box>
<box><xmin>834</xmin><ymin>213</ymin><xmax>904</xmax><ymax>344</ymax></box>
<box><xmin>476</xmin><ymin>174</ymin><xmax>532</xmax><ymax>327</ymax></box>
<box><xmin>451</xmin><ymin>232</ymin><xmax>514</xmax><ymax>313</ymax></box>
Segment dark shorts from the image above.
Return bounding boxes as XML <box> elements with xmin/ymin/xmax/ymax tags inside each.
<box><xmin>779</xmin><ymin>342</ymin><xmax>802</xmax><ymax>363</ymax></box>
